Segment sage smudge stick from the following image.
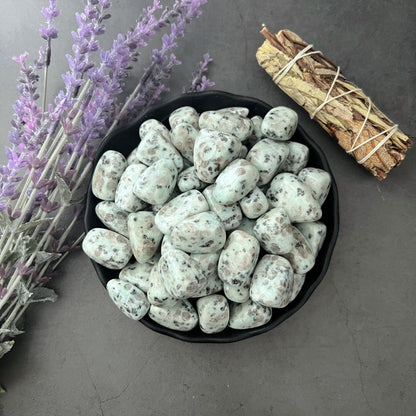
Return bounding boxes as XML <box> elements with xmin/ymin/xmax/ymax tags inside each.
<box><xmin>256</xmin><ymin>27</ymin><xmax>412</xmax><ymax>180</ymax></box>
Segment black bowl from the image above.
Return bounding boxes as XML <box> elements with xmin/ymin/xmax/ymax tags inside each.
<box><xmin>84</xmin><ymin>90</ymin><xmax>339</xmax><ymax>343</ymax></box>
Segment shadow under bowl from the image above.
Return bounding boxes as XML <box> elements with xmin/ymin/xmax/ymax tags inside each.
<box><xmin>84</xmin><ymin>90</ymin><xmax>339</xmax><ymax>343</ymax></box>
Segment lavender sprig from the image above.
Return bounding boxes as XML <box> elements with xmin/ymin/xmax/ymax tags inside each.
<box><xmin>0</xmin><ymin>0</ymin><xmax>213</xmax><ymax>364</ymax></box>
<box><xmin>183</xmin><ymin>53</ymin><xmax>215</xmax><ymax>93</ymax></box>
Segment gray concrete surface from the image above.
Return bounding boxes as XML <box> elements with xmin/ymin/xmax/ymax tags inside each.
<box><xmin>0</xmin><ymin>1</ymin><xmax>415</xmax><ymax>415</ymax></box>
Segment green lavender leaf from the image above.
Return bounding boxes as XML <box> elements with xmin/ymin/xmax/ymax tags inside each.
<box><xmin>0</xmin><ymin>341</ymin><xmax>14</xmax><ymax>359</ymax></box>
<box><xmin>35</xmin><ymin>251</ymin><xmax>62</xmax><ymax>265</ymax></box>
<box><xmin>16</xmin><ymin>217</ymin><xmax>53</xmax><ymax>233</ymax></box>
<box><xmin>56</xmin><ymin>173</ymin><xmax>72</xmax><ymax>206</ymax></box>
<box><xmin>0</xmin><ymin>210</ymin><xmax>11</xmax><ymax>229</ymax></box>
<box><xmin>30</xmin><ymin>287</ymin><xmax>58</xmax><ymax>303</ymax></box>
<box><xmin>17</xmin><ymin>282</ymin><xmax>31</xmax><ymax>305</ymax></box>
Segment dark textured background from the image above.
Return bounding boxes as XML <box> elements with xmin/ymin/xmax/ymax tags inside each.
<box><xmin>0</xmin><ymin>1</ymin><xmax>415</xmax><ymax>415</ymax></box>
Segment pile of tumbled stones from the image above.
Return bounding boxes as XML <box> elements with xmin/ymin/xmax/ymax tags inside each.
<box><xmin>82</xmin><ymin>105</ymin><xmax>331</xmax><ymax>334</ymax></box>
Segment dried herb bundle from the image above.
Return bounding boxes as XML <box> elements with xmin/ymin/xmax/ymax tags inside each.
<box><xmin>256</xmin><ymin>27</ymin><xmax>412</xmax><ymax>180</ymax></box>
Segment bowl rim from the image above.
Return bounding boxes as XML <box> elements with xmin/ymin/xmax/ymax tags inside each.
<box><xmin>84</xmin><ymin>89</ymin><xmax>339</xmax><ymax>343</ymax></box>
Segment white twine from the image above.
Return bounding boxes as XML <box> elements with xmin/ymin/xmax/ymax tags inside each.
<box><xmin>274</xmin><ymin>44</ymin><xmax>398</xmax><ymax>165</ymax></box>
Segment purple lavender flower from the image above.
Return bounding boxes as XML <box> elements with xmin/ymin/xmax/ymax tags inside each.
<box><xmin>183</xmin><ymin>53</ymin><xmax>215</xmax><ymax>93</ymax></box>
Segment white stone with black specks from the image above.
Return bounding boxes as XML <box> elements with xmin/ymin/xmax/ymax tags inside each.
<box><xmin>127</xmin><ymin>211</ymin><xmax>163</xmax><ymax>264</ymax></box>
<box><xmin>119</xmin><ymin>261</ymin><xmax>153</xmax><ymax>293</ymax></box>
<box><xmin>170</xmin><ymin>211</ymin><xmax>226</xmax><ymax>254</ymax></box>
<box><xmin>213</xmin><ymin>159</ymin><xmax>260</xmax><ymax>206</ymax></box>
<box><xmin>250</xmin><ymin>254</ymin><xmax>294</xmax><ymax>308</ymax></box>
<box><xmin>177</xmin><ymin>166</ymin><xmax>207</xmax><ymax>193</ymax></box>
<box><xmin>228</xmin><ymin>299</ymin><xmax>272</xmax><ymax>330</ymax></box>
<box><xmin>136</xmin><ymin>130</ymin><xmax>183</xmax><ymax>171</ymax></box>
<box><xmin>218</xmin><ymin>106</ymin><xmax>249</xmax><ymax>117</ymax></box>
<box><xmin>253</xmin><ymin>207</ymin><xmax>295</xmax><ymax>255</ymax></box>
<box><xmin>92</xmin><ymin>150</ymin><xmax>127</xmax><ymax>201</ymax></box>
<box><xmin>239</xmin><ymin>187</ymin><xmax>269</xmax><ymax>219</ymax></box>
<box><xmin>199</xmin><ymin>110</ymin><xmax>253</xmax><ymax>141</ymax></box>
<box><xmin>107</xmin><ymin>279</ymin><xmax>150</xmax><ymax>320</ymax></box>
<box><xmin>149</xmin><ymin>300</ymin><xmax>198</xmax><ymax>331</ymax></box>
<box><xmin>115</xmin><ymin>163</ymin><xmax>148</xmax><ymax>212</ymax></box>
<box><xmin>147</xmin><ymin>263</ymin><xmax>178</xmax><ymax>307</ymax></box>
<box><xmin>139</xmin><ymin>118</ymin><xmax>170</xmax><ymax>141</ymax></box>
<box><xmin>197</xmin><ymin>294</ymin><xmax>230</xmax><ymax>334</ymax></box>
<box><xmin>170</xmin><ymin>122</ymin><xmax>199</xmax><ymax>163</ymax></box>
<box><xmin>246</xmin><ymin>138</ymin><xmax>289</xmax><ymax>185</ymax></box>
<box><xmin>82</xmin><ymin>228</ymin><xmax>132</xmax><ymax>270</ymax></box>
<box><xmin>190</xmin><ymin>251</ymin><xmax>223</xmax><ymax>297</ymax></box>
<box><xmin>295</xmin><ymin>221</ymin><xmax>327</xmax><ymax>258</ymax></box>
<box><xmin>155</xmin><ymin>189</ymin><xmax>209</xmax><ymax>235</ymax></box>
<box><xmin>261</xmin><ymin>106</ymin><xmax>298</xmax><ymax>141</ymax></box>
<box><xmin>223</xmin><ymin>281</ymin><xmax>250</xmax><ymax>303</ymax></box>
<box><xmin>218</xmin><ymin>230</ymin><xmax>260</xmax><ymax>287</ymax></box>
<box><xmin>133</xmin><ymin>158</ymin><xmax>178</xmax><ymax>206</ymax></box>
<box><xmin>203</xmin><ymin>185</ymin><xmax>242</xmax><ymax>231</ymax></box>
<box><xmin>282</xmin><ymin>226</ymin><xmax>315</xmax><ymax>274</ymax></box>
<box><xmin>266</xmin><ymin>173</ymin><xmax>322</xmax><ymax>222</ymax></box>
<box><xmin>159</xmin><ymin>248</ymin><xmax>208</xmax><ymax>299</ymax></box>
<box><xmin>279</xmin><ymin>141</ymin><xmax>309</xmax><ymax>174</ymax></box>
<box><xmin>95</xmin><ymin>201</ymin><xmax>129</xmax><ymax>238</ymax></box>
<box><xmin>193</xmin><ymin>128</ymin><xmax>242</xmax><ymax>183</ymax></box>
<box><xmin>169</xmin><ymin>106</ymin><xmax>199</xmax><ymax>129</ymax></box>
<box><xmin>298</xmin><ymin>167</ymin><xmax>331</xmax><ymax>205</ymax></box>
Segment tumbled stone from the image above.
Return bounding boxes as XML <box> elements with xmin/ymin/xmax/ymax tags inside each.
<box><xmin>250</xmin><ymin>255</ymin><xmax>294</xmax><ymax>308</ymax></box>
<box><xmin>170</xmin><ymin>122</ymin><xmax>199</xmax><ymax>163</ymax></box>
<box><xmin>197</xmin><ymin>294</ymin><xmax>230</xmax><ymax>334</ymax></box>
<box><xmin>82</xmin><ymin>228</ymin><xmax>132</xmax><ymax>269</ymax></box>
<box><xmin>223</xmin><ymin>281</ymin><xmax>250</xmax><ymax>303</ymax></box>
<box><xmin>147</xmin><ymin>262</ymin><xmax>178</xmax><ymax>307</ymax></box>
<box><xmin>282</xmin><ymin>226</ymin><xmax>315</xmax><ymax>274</ymax></box>
<box><xmin>95</xmin><ymin>201</ymin><xmax>129</xmax><ymax>238</ymax></box>
<box><xmin>298</xmin><ymin>167</ymin><xmax>331</xmax><ymax>205</ymax></box>
<box><xmin>139</xmin><ymin>118</ymin><xmax>170</xmax><ymax>141</ymax></box>
<box><xmin>127</xmin><ymin>211</ymin><xmax>163</xmax><ymax>263</ymax></box>
<box><xmin>92</xmin><ymin>150</ymin><xmax>127</xmax><ymax>201</ymax></box>
<box><xmin>261</xmin><ymin>106</ymin><xmax>298</xmax><ymax>141</ymax></box>
<box><xmin>239</xmin><ymin>187</ymin><xmax>269</xmax><ymax>219</ymax></box>
<box><xmin>228</xmin><ymin>300</ymin><xmax>272</xmax><ymax>330</ymax></box>
<box><xmin>169</xmin><ymin>106</ymin><xmax>199</xmax><ymax>129</ymax></box>
<box><xmin>148</xmin><ymin>300</ymin><xmax>198</xmax><ymax>331</ymax></box>
<box><xmin>279</xmin><ymin>141</ymin><xmax>309</xmax><ymax>174</ymax></box>
<box><xmin>119</xmin><ymin>261</ymin><xmax>153</xmax><ymax>293</ymax></box>
<box><xmin>107</xmin><ymin>279</ymin><xmax>150</xmax><ymax>320</ymax></box>
<box><xmin>213</xmin><ymin>159</ymin><xmax>259</xmax><ymax>205</ymax></box>
<box><xmin>177</xmin><ymin>166</ymin><xmax>207</xmax><ymax>193</ymax></box>
<box><xmin>170</xmin><ymin>211</ymin><xmax>226</xmax><ymax>254</ymax></box>
<box><xmin>295</xmin><ymin>221</ymin><xmax>327</xmax><ymax>257</ymax></box>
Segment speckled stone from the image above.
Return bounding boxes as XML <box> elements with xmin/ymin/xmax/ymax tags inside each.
<box><xmin>170</xmin><ymin>211</ymin><xmax>226</xmax><ymax>254</ymax></box>
<box><xmin>193</xmin><ymin>128</ymin><xmax>242</xmax><ymax>183</ymax></box>
<box><xmin>203</xmin><ymin>185</ymin><xmax>242</xmax><ymax>231</ymax></box>
<box><xmin>239</xmin><ymin>187</ymin><xmax>269</xmax><ymax>219</ymax></box>
<box><xmin>228</xmin><ymin>299</ymin><xmax>272</xmax><ymax>330</ymax></box>
<box><xmin>266</xmin><ymin>173</ymin><xmax>322</xmax><ymax>222</ymax></box>
<box><xmin>282</xmin><ymin>226</ymin><xmax>315</xmax><ymax>274</ymax></box>
<box><xmin>82</xmin><ymin>228</ymin><xmax>132</xmax><ymax>270</ymax></box>
<box><xmin>238</xmin><ymin>145</ymin><xmax>248</xmax><ymax>159</ymax></box>
<box><xmin>119</xmin><ymin>261</ymin><xmax>153</xmax><ymax>293</ymax></box>
<box><xmin>115</xmin><ymin>163</ymin><xmax>148</xmax><ymax>212</ymax></box>
<box><xmin>218</xmin><ymin>230</ymin><xmax>260</xmax><ymax>286</ymax></box>
<box><xmin>136</xmin><ymin>130</ymin><xmax>184</xmax><ymax>171</ymax></box>
<box><xmin>159</xmin><ymin>248</ymin><xmax>208</xmax><ymax>299</ymax></box>
<box><xmin>147</xmin><ymin>262</ymin><xmax>178</xmax><ymax>307</ymax></box>
<box><xmin>160</xmin><ymin>234</ymin><xmax>175</xmax><ymax>256</ymax></box>
<box><xmin>95</xmin><ymin>201</ymin><xmax>129</xmax><ymax>238</ymax></box>
<box><xmin>133</xmin><ymin>158</ymin><xmax>178</xmax><ymax>206</ymax></box>
<box><xmin>92</xmin><ymin>150</ymin><xmax>127</xmax><ymax>201</ymax></box>
<box><xmin>139</xmin><ymin>118</ymin><xmax>170</xmax><ymax>141</ymax></box>
<box><xmin>246</xmin><ymin>139</ymin><xmax>289</xmax><ymax>186</ymax></box>
<box><xmin>154</xmin><ymin>189</ymin><xmax>209</xmax><ymax>235</ymax></box>
<box><xmin>107</xmin><ymin>279</ymin><xmax>150</xmax><ymax>320</ymax></box>
<box><xmin>126</xmin><ymin>147</ymin><xmax>141</xmax><ymax>165</ymax></box>
<box><xmin>247</xmin><ymin>115</ymin><xmax>265</xmax><ymax>147</ymax></box>
<box><xmin>295</xmin><ymin>221</ymin><xmax>327</xmax><ymax>258</ymax></box>
<box><xmin>190</xmin><ymin>252</ymin><xmax>223</xmax><ymax>297</ymax></box>
<box><xmin>177</xmin><ymin>166</ymin><xmax>207</xmax><ymax>193</ymax></box>
<box><xmin>148</xmin><ymin>300</ymin><xmax>198</xmax><ymax>331</ymax></box>
<box><xmin>151</xmin><ymin>187</ymin><xmax>180</xmax><ymax>214</ymax></box>
<box><xmin>298</xmin><ymin>167</ymin><xmax>331</xmax><ymax>205</ymax></box>
<box><xmin>127</xmin><ymin>211</ymin><xmax>163</xmax><ymax>264</ymax></box>
<box><xmin>279</xmin><ymin>141</ymin><xmax>309</xmax><ymax>174</ymax></box>
<box><xmin>253</xmin><ymin>207</ymin><xmax>295</xmax><ymax>255</ymax></box>
<box><xmin>250</xmin><ymin>255</ymin><xmax>294</xmax><ymax>308</ymax></box>
<box><xmin>223</xmin><ymin>281</ymin><xmax>250</xmax><ymax>303</ymax></box>
<box><xmin>261</xmin><ymin>106</ymin><xmax>298</xmax><ymax>141</ymax></box>
<box><xmin>199</xmin><ymin>110</ymin><xmax>253</xmax><ymax>141</ymax></box>
<box><xmin>290</xmin><ymin>273</ymin><xmax>306</xmax><ymax>302</ymax></box>
<box><xmin>170</xmin><ymin>122</ymin><xmax>198</xmax><ymax>163</ymax></box>
<box><xmin>169</xmin><ymin>106</ymin><xmax>199</xmax><ymax>129</ymax></box>
<box><xmin>197</xmin><ymin>294</ymin><xmax>230</xmax><ymax>334</ymax></box>
<box><xmin>213</xmin><ymin>159</ymin><xmax>260</xmax><ymax>206</ymax></box>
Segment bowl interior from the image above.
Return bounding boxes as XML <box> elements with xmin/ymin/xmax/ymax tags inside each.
<box><xmin>84</xmin><ymin>90</ymin><xmax>339</xmax><ymax>343</ymax></box>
